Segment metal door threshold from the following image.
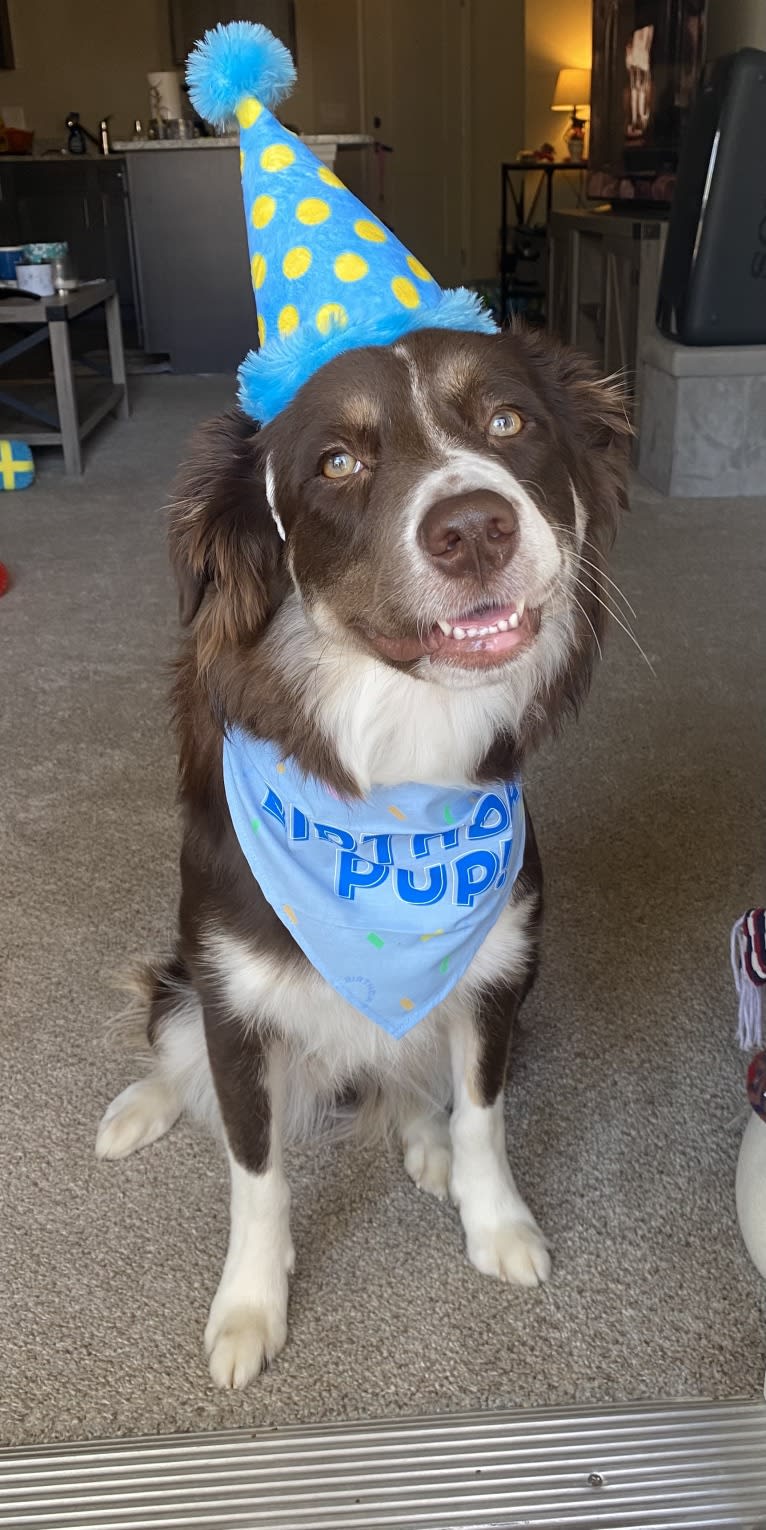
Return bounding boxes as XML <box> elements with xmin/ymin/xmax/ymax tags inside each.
<box><xmin>1</xmin><ymin>1397</ymin><xmax>765</xmax><ymax>1529</ymax></box>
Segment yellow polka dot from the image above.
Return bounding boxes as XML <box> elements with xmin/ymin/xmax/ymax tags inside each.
<box><xmin>257</xmin><ymin>314</ymin><xmax>266</xmax><ymax>347</ymax></box>
<box><xmin>251</xmin><ymin>253</ymin><xmax>267</xmax><ymax>290</ymax></box>
<box><xmin>283</xmin><ymin>904</ymin><xmax>298</xmax><ymax>924</ymax></box>
<box><xmin>387</xmin><ymin>805</ymin><xmax>406</xmax><ymax>821</ymax></box>
<box><xmin>236</xmin><ymin>97</ymin><xmax>262</xmax><ymax>129</ymax></box>
<box><xmin>240</xmin><ymin>149</ymin><xmax>245</xmax><ymax>174</ymax></box>
<box><xmin>251</xmin><ymin>194</ymin><xmax>276</xmax><ymax>230</ymax></box>
<box><xmin>392</xmin><ymin>275</ymin><xmax>420</xmax><ymax>310</ymax></box>
<box><xmin>334</xmin><ymin>252</ymin><xmax>369</xmax><ymax>283</ymax></box>
<box><xmin>316</xmin><ymin>302</ymin><xmax>348</xmax><ymax>335</ymax></box>
<box><xmin>278</xmin><ymin>304</ymin><xmax>299</xmax><ymax>336</ymax></box>
<box><xmin>407</xmin><ymin>253</ymin><xmax>433</xmax><ymax>282</ymax></box>
<box><xmin>355</xmin><ymin>218</ymin><xmax>387</xmax><ymax>244</ymax></box>
<box><xmin>400</xmin><ymin>997</ymin><xmax>415</xmax><ymax>1012</ymax></box>
<box><xmin>296</xmin><ymin>197</ymin><xmax>331</xmax><ymax>226</ymax></box>
<box><xmin>283</xmin><ymin>245</ymin><xmax>312</xmax><ymax>279</ymax></box>
<box><xmin>318</xmin><ymin>166</ymin><xmax>345</xmax><ymax>188</ymax></box>
<box><xmin>261</xmin><ymin>143</ymin><xmax>295</xmax><ymax>172</ymax></box>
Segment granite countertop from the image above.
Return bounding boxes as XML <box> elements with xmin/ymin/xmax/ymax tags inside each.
<box><xmin>0</xmin><ymin>152</ymin><xmax>126</xmax><ymax>162</ymax></box>
<box><xmin>112</xmin><ymin>134</ymin><xmax>373</xmax><ymax>151</ymax></box>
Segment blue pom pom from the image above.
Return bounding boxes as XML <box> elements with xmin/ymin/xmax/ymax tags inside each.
<box><xmin>186</xmin><ymin>21</ymin><xmax>296</xmax><ymax>127</ymax></box>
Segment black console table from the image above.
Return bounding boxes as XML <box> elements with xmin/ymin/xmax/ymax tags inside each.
<box><xmin>500</xmin><ymin>160</ymin><xmax>588</xmax><ymax>324</ymax></box>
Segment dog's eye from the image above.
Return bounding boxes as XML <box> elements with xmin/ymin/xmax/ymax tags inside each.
<box><xmin>321</xmin><ymin>451</ymin><xmax>363</xmax><ymax>479</ymax></box>
<box><xmin>488</xmin><ymin>410</ymin><xmax>523</xmax><ymax>438</ymax></box>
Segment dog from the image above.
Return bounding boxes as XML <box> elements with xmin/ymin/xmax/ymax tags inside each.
<box><xmin>96</xmin><ymin>323</ymin><xmax>630</xmax><ymax>1390</ymax></box>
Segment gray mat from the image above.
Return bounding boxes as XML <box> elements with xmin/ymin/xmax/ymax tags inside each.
<box><xmin>1</xmin><ymin>378</ymin><xmax>764</xmax><ymax>1448</ymax></box>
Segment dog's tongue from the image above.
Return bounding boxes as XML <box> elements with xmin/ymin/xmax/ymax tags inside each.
<box><xmin>427</xmin><ymin>601</ymin><xmax>533</xmax><ymax>664</ymax></box>
<box><xmin>446</xmin><ymin>602</ymin><xmax>520</xmax><ymax>632</ymax></box>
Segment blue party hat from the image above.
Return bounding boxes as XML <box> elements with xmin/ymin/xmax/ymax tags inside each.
<box><xmin>187</xmin><ymin>21</ymin><xmax>496</xmax><ymax>424</ymax></box>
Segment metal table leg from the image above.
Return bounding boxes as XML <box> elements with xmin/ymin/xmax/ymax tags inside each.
<box><xmin>48</xmin><ymin>319</ymin><xmax>82</xmax><ymax>476</ymax></box>
<box><xmin>105</xmin><ymin>289</ymin><xmax>129</xmax><ymax>419</ymax></box>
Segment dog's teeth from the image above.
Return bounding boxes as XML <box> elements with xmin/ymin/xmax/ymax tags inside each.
<box><xmin>466</xmin><ymin>626</ymin><xmax>479</xmax><ymax>637</ymax></box>
<box><xmin>453</xmin><ymin>626</ymin><xmax>466</xmax><ymax>640</ymax></box>
<box><xmin>516</xmin><ymin>599</ymin><xmax>526</xmax><ymax>619</ymax></box>
<box><xmin>436</xmin><ymin>620</ymin><xmax>453</xmax><ymax>636</ymax></box>
<box><xmin>497</xmin><ymin>619</ymin><xmax>509</xmax><ymax>632</ymax></box>
<box><xmin>508</xmin><ymin>611</ymin><xmax>520</xmax><ymax>629</ymax></box>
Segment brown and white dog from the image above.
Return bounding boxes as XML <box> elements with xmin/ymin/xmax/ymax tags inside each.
<box><xmin>96</xmin><ymin>324</ymin><xmax>630</xmax><ymax>1390</ymax></box>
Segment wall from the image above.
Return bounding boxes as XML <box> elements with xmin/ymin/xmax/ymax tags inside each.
<box><xmin>287</xmin><ymin>0</ymin><xmax>361</xmax><ymax>135</ymax></box>
<box><xmin>524</xmin><ymin>0</ymin><xmax>592</xmax><ymax>159</ymax></box>
<box><xmin>291</xmin><ymin>0</ymin><xmax>524</xmax><ymax>283</ymax></box>
<box><xmin>470</xmin><ymin>0</ymin><xmax>525</xmax><ymax>276</ymax></box>
<box><xmin>1</xmin><ymin>0</ymin><xmax>172</xmax><ymax>144</ymax></box>
<box><xmin>706</xmin><ymin>0</ymin><xmax>766</xmax><ymax>56</ymax></box>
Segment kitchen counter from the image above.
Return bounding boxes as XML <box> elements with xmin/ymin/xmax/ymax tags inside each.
<box><xmin>112</xmin><ymin>134</ymin><xmax>372</xmax><ymax>151</ymax></box>
<box><xmin>118</xmin><ymin>132</ymin><xmax>373</xmax><ymax>370</ymax></box>
<box><xmin>0</xmin><ymin>135</ymin><xmax>374</xmax><ymax>374</ymax></box>
<box><xmin>0</xmin><ymin>152</ymin><xmax>126</xmax><ymax>162</ymax></box>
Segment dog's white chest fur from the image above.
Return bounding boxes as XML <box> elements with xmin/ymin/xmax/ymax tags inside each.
<box><xmin>206</xmin><ymin>889</ymin><xmax>533</xmax><ymax>1100</ymax></box>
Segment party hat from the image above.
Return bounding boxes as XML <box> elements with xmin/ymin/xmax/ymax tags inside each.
<box><xmin>187</xmin><ymin>21</ymin><xmax>496</xmax><ymax>424</ymax></box>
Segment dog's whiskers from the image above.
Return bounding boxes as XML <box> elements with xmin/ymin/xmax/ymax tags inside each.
<box><xmin>571</xmin><ymin>572</ymin><xmax>656</xmax><ymax>677</ymax></box>
<box><xmin>558</xmin><ymin>578</ymin><xmax>603</xmax><ymax>664</ymax></box>
<box><xmin>548</xmin><ymin>522</ymin><xmax>637</xmax><ymax>621</ymax></box>
<box><xmin>573</xmin><ymin>554</ymin><xmax>637</xmax><ymax>620</ymax></box>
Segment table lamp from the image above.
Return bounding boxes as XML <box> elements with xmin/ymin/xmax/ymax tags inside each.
<box><xmin>551</xmin><ymin>67</ymin><xmax>591</xmax><ymax>160</ymax></box>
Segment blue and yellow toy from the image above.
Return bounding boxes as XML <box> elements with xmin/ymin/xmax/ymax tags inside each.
<box><xmin>0</xmin><ymin>439</ymin><xmax>34</xmax><ymax>491</ymax></box>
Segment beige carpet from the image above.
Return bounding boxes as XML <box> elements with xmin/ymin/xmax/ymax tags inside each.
<box><xmin>1</xmin><ymin>378</ymin><xmax>764</xmax><ymax>1447</ymax></box>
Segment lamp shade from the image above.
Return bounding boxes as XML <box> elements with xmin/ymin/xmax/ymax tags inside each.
<box><xmin>551</xmin><ymin>67</ymin><xmax>591</xmax><ymax>112</ymax></box>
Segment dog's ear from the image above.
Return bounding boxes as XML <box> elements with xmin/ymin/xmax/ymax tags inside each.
<box><xmin>508</xmin><ymin>324</ymin><xmax>633</xmax><ymax>544</ymax></box>
<box><xmin>167</xmin><ymin>408</ymin><xmax>284</xmax><ymax>667</ymax></box>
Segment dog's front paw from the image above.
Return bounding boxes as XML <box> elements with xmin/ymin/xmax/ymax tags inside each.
<box><xmin>465</xmin><ymin>1218</ymin><xmax>551</xmax><ymax>1287</ymax></box>
<box><xmin>205</xmin><ymin>1301</ymin><xmax>288</xmax><ymax>1390</ymax></box>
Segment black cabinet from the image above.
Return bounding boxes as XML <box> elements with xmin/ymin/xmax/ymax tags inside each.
<box><xmin>0</xmin><ymin>159</ymin><xmax>138</xmax><ymax>329</ymax></box>
<box><xmin>124</xmin><ymin>146</ymin><xmax>258</xmax><ymax>372</ymax></box>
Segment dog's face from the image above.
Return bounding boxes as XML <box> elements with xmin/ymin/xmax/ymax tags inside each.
<box><xmin>258</xmin><ymin>326</ymin><xmax>630</xmax><ymax>687</ymax></box>
<box><xmin>169</xmin><ymin>325</ymin><xmax>630</xmax><ymax>756</ymax></box>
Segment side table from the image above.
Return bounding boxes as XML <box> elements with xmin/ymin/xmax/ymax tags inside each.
<box><xmin>0</xmin><ymin>280</ymin><xmax>129</xmax><ymax>475</ymax></box>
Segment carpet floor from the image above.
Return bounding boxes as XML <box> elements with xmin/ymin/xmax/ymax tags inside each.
<box><xmin>1</xmin><ymin>378</ymin><xmax>764</xmax><ymax>1447</ymax></box>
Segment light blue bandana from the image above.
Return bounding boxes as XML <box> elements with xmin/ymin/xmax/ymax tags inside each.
<box><xmin>223</xmin><ymin>728</ymin><xmax>525</xmax><ymax>1038</ymax></box>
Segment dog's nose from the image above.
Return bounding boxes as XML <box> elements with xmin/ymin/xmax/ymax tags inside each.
<box><xmin>419</xmin><ymin>490</ymin><xmax>518</xmax><ymax>577</ymax></box>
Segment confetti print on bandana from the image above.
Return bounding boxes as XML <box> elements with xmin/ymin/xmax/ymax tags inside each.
<box><xmin>367</xmin><ymin>933</ymin><xmax>385</xmax><ymax>949</ymax></box>
<box><xmin>439</xmin><ymin>956</ymin><xmax>450</xmax><ymax>975</ymax></box>
<box><xmin>276</xmin><ymin>762</ymin><xmax>286</xmax><ymax>774</ymax></box>
<box><xmin>420</xmin><ymin>929</ymin><xmax>444</xmax><ymax>943</ymax></box>
<box><xmin>251</xmin><ymin>817</ymin><xmax>260</xmax><ymax>833</ymax></box>
<box><xmin>283</xmin><ymin>904</ymin><xmax>298</xmax><ymax>924</ymax></box>
<box><xmin>443</xmin><ymin>804</ymin><xmax>455</xmax><ymax>825</ymax></box>
<box><xmin>387</xmin><ymin>805</ymin><xmax>406</xmax><ymax>821</ymax></box>
<box><xmin>400</xmin><ymin>997</ymin><xmax>414</xmax><ymax>1012</ymax></box>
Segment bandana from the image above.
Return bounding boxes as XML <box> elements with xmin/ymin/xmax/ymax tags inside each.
<box><xmin>223</xmin><ymin>728</ymin><xmax>525</xmax><ymax>1038</ymax></box>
